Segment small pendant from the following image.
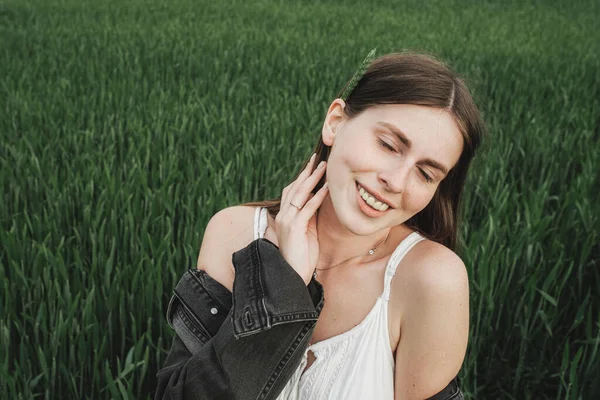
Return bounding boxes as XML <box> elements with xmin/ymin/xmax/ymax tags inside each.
<box><xmin>368</xmin><ymin>249</ymin><xmax>374</xmax><ymax>255</ymax></box>
<box><xmin>313</xmin><ymin>270</ymin><xmax>317</xmax><ymax>279</ymax></box>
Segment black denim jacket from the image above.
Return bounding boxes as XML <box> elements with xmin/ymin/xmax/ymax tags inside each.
<box><xmin>155</xmin><ymin>238</ymin><xmax>464</xmax><ymax>400</ymax></box>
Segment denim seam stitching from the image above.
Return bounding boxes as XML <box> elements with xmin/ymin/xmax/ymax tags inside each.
<box><xmin>166</xmin><ymin>293</ymin><xmax>177</xmax><ymax>329</ymax></box>
<box><xmin>271</xmin><ymin>312</ymin><xmax>319</xmax><ymax>323</ymax></box>
<box><xmin>173</xmin><ymin>290</ymin><xmax>212</xmax><ymax>341</ymax></box>
<box><xmin>252</xmin><ymin>240</ymin><xmax>271</xmax><ymax>329</ymax></box>
<box><xmin>257</xmin><ymin>320</ymin><xmax>316</xmax><ymax>399</ymax></box>
<box><xmin>176</xmin><ymin>305</ymin><xmax>210</xmax><ymax>344</ymax></box>
<box><xmin>233</xmin><ymin>312</ymin><xmax>320</xmax><ymax>338</ymax></box>
<box><xmin>445</xmin><ymin>388</ymin><xmax>462</xmax><ymax>400</ymax></box>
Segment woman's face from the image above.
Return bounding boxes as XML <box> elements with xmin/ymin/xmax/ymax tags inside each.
<box><xmin>321</xmin><ymin>99</ymin><xmax>464</xmax><ymax>235</ymax></box>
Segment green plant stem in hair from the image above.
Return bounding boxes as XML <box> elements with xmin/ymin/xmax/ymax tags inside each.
<box><xmin>340</xmin><ymin>47</ymin><xmax>378</xmax><ymax>101</ymax></box>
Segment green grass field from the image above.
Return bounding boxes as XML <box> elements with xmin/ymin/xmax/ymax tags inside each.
<box><xmin>1</xmin><ymin>0</ymin><xmax>598</xmax><ymax>398</ymax></box>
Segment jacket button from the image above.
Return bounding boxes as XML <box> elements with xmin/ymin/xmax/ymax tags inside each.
<box><xmin>210</xmin><ymin>307</ymin><xmax>218</xmax><ymax>315</ymax></box>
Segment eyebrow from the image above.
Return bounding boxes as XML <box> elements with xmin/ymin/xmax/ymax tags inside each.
<box><xmin>376</xmin><ymin>121</ymin><xmax>450</xmax><ymax>176</ymax></box>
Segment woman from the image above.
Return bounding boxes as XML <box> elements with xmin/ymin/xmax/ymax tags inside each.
<box><xmin>156</xmin><ymin>51</ymin><xmax>484</xmax><ymax>400</ymax></box>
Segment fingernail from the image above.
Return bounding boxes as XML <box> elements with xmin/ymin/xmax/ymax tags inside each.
<box><xmin>318</xmin><ymin>161</ymin><xmax>326</xmax><ymax>168</ymax></box>
<box><xmin>323</xmin><ymin>182</ymin><xmax>329</xmax><ymax>189</ymax></box>
<box><xmin>311</xmin><ymin>153</ymin><xmax>316</xmax><ymax>162</ymax></box>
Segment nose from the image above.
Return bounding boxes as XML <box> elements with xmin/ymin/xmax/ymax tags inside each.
<box><xmin>378</xmin><ymin>163</ymin><xmax>410</xmax><ymax>195</ymax></box>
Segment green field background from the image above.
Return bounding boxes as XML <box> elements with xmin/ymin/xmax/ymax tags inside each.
<box><xmin>1</xmin><ymin>0</ymin><xmax>599</xmax><ymax>398</ymax></box>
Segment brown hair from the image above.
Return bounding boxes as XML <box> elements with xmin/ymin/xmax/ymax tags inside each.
<box><xmin>241</xmin><ymin>52</ymin><xmax>485</xmax><ymax>251</ymax></box>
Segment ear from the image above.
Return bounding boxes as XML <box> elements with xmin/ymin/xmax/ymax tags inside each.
<box><xmin>321</xmin><ymin>99</ymin><xmax>347</xmax><ymax>147</ymax></box>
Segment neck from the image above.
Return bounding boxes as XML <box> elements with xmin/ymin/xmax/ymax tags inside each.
<box><xmin>315</xmin><ymin>195</ymin><xmax>393</xmax><ymax>269</ymax></box>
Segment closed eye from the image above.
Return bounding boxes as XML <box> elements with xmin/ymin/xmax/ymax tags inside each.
<box><xmin>376</xmin><ymin>138</ymin><xmax>395</xmax><ymax>152</ymax></box>
<box><xmin>419</xmin><ymin>168</ymin><xmax>434</xmax><ymax>183</ymax></box>
<box><xmin>378</xmin><ymin>138</ymin><xmax>435</xmax><ymax>183</ymax></box>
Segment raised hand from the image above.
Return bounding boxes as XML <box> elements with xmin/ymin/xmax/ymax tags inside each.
<box><xmin>274</xmin><ymin>153</ymin><xmax>329</xmax><ymax>285</ymax></box>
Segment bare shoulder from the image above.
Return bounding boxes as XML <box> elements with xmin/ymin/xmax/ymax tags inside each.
<box><xmin>392</xmin><ymin>237</ymin><xmax>470</xmax><ymax>397</ymax></box>
<box><xmin>407</xmin><ymin>238</ymin><xmax>467</xmax><ymax>287</ymax></box>
<box><xmin>393</xmin><ymin>237</ymin><xmax>469</xmax><ymax>317</ymax></box>
<box><xmin>196</xmin><ymin>205</ymin><xmax>258</xmax><ymax>292</ymax></box>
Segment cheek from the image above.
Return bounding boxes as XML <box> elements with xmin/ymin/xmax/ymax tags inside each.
<box><xmin>404</xmin><ymin>183</ymin><xmax>437</xmax><ymax>213</ymax></box>
<box><xmin>337</xmin><ymin>137</ymin><xmax>379</xmax><ymax>170</ymax></box>
<box><xmin>332</xmin><ymin>149</ymin><xmax>365</xmax><ymax>175</ymax></box>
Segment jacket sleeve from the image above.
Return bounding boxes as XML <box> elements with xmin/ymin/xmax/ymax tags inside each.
<box><xmin>155</xmin><ymin>238</ymin><xmax>325</xmax><ymax>400</ymax></box>
<box><xmin>427</xmin><ymin>376</ymin><xmax>464</xmax><ymax>400</ymax></box>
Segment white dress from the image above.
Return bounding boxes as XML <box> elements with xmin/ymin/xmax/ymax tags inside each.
<box><xmin>254</xmin><ymin>207</ymin><xmax>425</xmax><ymax>400</ymax></box>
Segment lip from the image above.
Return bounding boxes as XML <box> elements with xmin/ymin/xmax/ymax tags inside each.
<box><xmin>355</xmin><ymin>181</ymin><xmax>395</xmax><ymax>209</ymax></box>
<box><xmin>355</xmin><ymin>182</ymin><xmax>391</xmax><ymax>217</ymax></box>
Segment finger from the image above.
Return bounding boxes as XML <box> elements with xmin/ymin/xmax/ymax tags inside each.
<box><xmin>281</xmin><ymin>154</ymin><xmax>316</xmax><ymax>208</ymax></box>
<box><xmin>288</xmin><ymin>160</ymin><xmax>326</xmax><ymax>212</ymax></box>
<box><xmin>294</xmin><ymin>153</ymin><xmax>318</xmax><ymax>184</ymax></box>
<box><xmin>297</xmin><ymin>182</ymin><xmax>329</xmax><ymax>221</ymax></box>
<box><xmin>280</xmin><ymin>183</ymin><xmax>292</xmax><ymax>206</ymax></box>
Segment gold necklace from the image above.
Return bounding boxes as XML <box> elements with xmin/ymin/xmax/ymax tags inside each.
<box><xmin>313</xmin><ymin>230</ymin><xmax>391</xmax><ymax>279</ymax></box>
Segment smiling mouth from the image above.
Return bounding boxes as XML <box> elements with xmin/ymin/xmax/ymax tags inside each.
<box><xmin>355</xmin><ymin>181</ymin><xmax>392</xmax><ymax>212</ymax></box>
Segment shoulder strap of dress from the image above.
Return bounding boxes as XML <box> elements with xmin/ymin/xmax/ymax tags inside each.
<box><xmin>382</xmin><ymin>231</ymin><xmax>425</xmax><ymax>301</ymax></box>
<box><xmin>254</xmin><ymin>207</ymin><xmax>268</xmax><ymax>240</ymax></box>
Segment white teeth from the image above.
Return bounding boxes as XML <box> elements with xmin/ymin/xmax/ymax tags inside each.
<box><xmin>358</xmin><ymin>185</ymin><xmax>390</xmax><ymax>211</ymax></box>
